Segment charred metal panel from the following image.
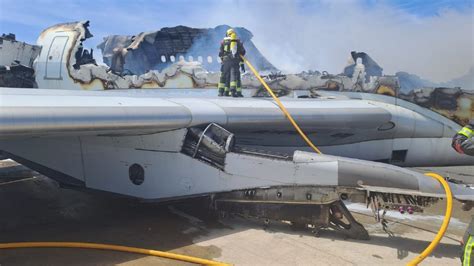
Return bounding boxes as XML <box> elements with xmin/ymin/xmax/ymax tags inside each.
<box><xmin>35</xmin><ymin>21</ymin><xmax>223</xmax><ymax>90</ymax></box>
<box><xmin>98</xmin><ymin>25</ymin><xmax>277</xmax><ymax>74</ymax></box>
<box><xmin>400</xmin><ymin>87</ymin><xmax>474</xmax><ymax>126</ymax></box>
<box><xmin>0</xmin><ymin>63</ymin><xmax>36</xmax><ymax>88</ymax></box>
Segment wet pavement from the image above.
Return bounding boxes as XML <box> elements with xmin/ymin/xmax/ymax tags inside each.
<box><xmin>0</xmin><ymin>159</ymin><xmax>472</xmax><ymax>265</ymax></box>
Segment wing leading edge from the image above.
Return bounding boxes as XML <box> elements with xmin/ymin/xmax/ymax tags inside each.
<box><xmin>0</xmin><ymin>88</ymin><xmax>391</xmax><ymax>139</ymax></box>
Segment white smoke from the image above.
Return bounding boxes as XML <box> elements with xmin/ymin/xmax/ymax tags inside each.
<box><xmin>192</xmin><ymin>0</ymin><xmax>473</xmax><ymax>83</ymax></box>
<box><xmin>2</xmin><ymin>0</ymin><xmax>472</xmax><ymax>83</ymax></box>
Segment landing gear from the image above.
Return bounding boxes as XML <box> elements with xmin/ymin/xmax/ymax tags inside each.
<box><xmin>212</xmin><ymin>187</ymin><xmax>370</xmax><ymax>240</ymax></box>
<box><xmin>328</xmin><ymin>201</ymin><xmax>369</xmax><ymax>240</ymax></box>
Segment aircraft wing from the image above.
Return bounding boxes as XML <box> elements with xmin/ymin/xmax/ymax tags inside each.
<box><xmin>0</xmin><ymin>88</ymin><xmax>392</xmax><ymax>139</ymax></box>
<box><xmin>1</xmin><ymin>88</ymin><xmax>472</xmax><ymax>207</ymax></box>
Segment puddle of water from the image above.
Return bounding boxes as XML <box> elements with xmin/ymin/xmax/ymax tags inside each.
<box><xmin>345</xmin><ymin>202</ymin><xmax>467</xmax><ymax>229</ymax></box>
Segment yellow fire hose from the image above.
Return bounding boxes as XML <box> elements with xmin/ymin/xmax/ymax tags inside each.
<box><xmin>0</xmin><ymin>242</ymin><xmax>230</xmax><ymax>266</ymax></box>
<box><xmin>406</xmin><ymin>173</ymin><xmax>453</xmax><ymax>265</ymax></box>
<box><xmin>242</xmin><ymin>56</ymin><xmax>453</xmax><ymax>265</ymax></box>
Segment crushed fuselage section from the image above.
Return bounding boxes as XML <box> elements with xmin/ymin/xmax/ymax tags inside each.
<box><xmin>98</xmin><ymin>25</ymin><xmax>277</xmax><ymax>75</ymax></box>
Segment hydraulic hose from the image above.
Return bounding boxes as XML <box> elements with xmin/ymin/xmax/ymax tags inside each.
<box><xmin>0</xmin><ymin>242</ymin><xmax>230</xmax><ymax>266</ymax></box>
<box><xmin>241</xmin><ymin>55</ymin><xmax>322</xmax><ymax>154</ymax></box>
<box><xmin>406</xmin><ymin>172</ymin><xmax>453</xmax><ymax>265</ymax></box>
<box><xmin>242</xmin><ymin>56</ymin><xmax>453</xmax><ymax>265</ymax></box>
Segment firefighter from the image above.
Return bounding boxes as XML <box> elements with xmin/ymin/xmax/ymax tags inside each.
<box><xmin>452</xmin><ymin>120</ymin><xmax>474</xmax><ymax>156</ymax></box>
<box><xmin>452</xmin><ymin>120</ymin><xmax>474</xmax><ymax>265</ymax></box>
<box><xmin>218</xmin><ymin>28</ymin><xmax>246</xmax><ymax>97</ymax></box>
<box><xmin>462</xmin><ymin>216</ymin><xmax>474</xmax><ymax>265</ymax></box>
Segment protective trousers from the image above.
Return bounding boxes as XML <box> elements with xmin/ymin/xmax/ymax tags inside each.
<box><xmin>463</xmin><ymin>236</ymin><xmax>474</xmax><ymax>266</ymax></box>
<box><xmin>218</xmin><ymin>63</ymin><xmax>228</xmax><ymax>96</ymax></box>
<box><xmin>218</xmin><ymin>59</ymin><xmax>242</xmax><ymax>97</ymax></box>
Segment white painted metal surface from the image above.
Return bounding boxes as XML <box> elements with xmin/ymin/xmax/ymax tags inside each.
<box><xmin>45</xmin><ymin>36</ymin><xmax>68</xmax><ymax>80</ymax></box>
<box><xmin>0</xmin><ymin>37</ymin><xmax>41</xmax><ymax>67</ymax></box>
<box><xmin>1</xmin><ymin>130</ymin><xmax>471</xmax><ymax>201</ymax></box>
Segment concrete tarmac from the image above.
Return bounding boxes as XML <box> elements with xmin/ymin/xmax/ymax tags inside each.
<box><xmin>0</xmin><ymin>160</ymin><xmax>472</xmax><ymax>265</ymax></box>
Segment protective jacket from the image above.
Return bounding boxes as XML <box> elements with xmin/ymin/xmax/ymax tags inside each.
<box><xmin>452</xmin><ymin>120</ymin><xmax>474</xmax><ymax>156</ymax></box>
<box><xmin>219</xmin><ymin>37</ymin><xmax>246</xmax><ymax>62</ymax></box>
<box><xmin>218</xmin><ymin>35</ymin><xmax>246</xmax><ymax>97</ymax></box>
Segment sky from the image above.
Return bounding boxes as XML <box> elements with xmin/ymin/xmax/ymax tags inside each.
<box><xmin>0</xmin><ymin>0</ymin><xmax>472</xmax><ymax>82</ymax></box>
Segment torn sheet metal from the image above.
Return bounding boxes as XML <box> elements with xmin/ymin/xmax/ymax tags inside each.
<box><xmin>98</xmin><ymin>25</ymin><xmax>276</xmax><ymax>74</ymax></box>
<box><xmin>34</xmin><ymin>21</ymin><xmax>223</xmax><ymax>90</ymax></box>
<box><xmin>0</xmin><ymin>33</ymin><xmax>41</xmax><ymax>67</ymax></box>
<box><xmin>0</xmin><ymin>33</ymin><xmax>41</xmax><ymax>88</ymax></box>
